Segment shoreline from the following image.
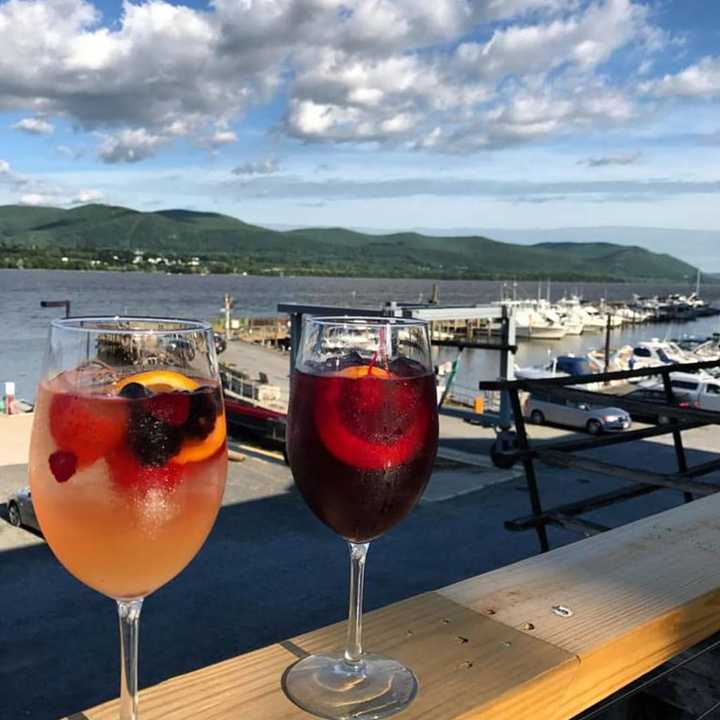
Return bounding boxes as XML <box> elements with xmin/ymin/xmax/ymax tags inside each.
<box><xmin>0</xmin><ymin>267</ymin><xmax>709</xmax><ymax>284</ymax></box>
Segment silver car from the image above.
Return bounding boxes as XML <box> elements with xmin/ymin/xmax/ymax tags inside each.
<box><xmin>7</xmin><ymin>488</ymin><xmax>40</xmax><ymax>531</ymax></box>
<box><xmin>524</xmin><ymin>391</ymin><xmax>632</xmax><ymax>434</ymax></box>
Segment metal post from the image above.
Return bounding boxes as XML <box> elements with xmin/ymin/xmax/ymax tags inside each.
<box><xmin>509</xmin><ymin>388</ymin><xmax>549</xmax><ymax>552</ymax></box>
<box><xmin>661</xmin><ymin>369</ymin><xmax>692</xmax><ymax>503</ymax></box>
<box><xmin>604</xmin><ymin>313</ymin><xmax>612</xmax><ymax>374</ymax></box>
<box><xmin>289</xmin><ymin>312</ymin><xmax>303</xmax><ymax>376</ymax></box>
<box><xmin>498</xmin><ymin>305</ymin><xmax>515</xmax><ymax>431</ymax></box>
<box><xmin>223</xmin><ymin>293</ymin><xmax>233</xmax><ymax>338</ymax></box>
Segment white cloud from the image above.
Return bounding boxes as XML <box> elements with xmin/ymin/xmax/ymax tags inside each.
<box><xmin>0</xmin><ymin>0</ymin><xmax>281</xmax><ymax>160</ymax></box>
<box><xmin>643</xmin><ymin>56</ymin><xmax>720</xmax><ymax>98</ymax></box>
<box><xmin>19</xmin><ymin>193</ymin><xmax>57</xmax><ymax>206</ymax></box>
<box><xmin>456</xmin><ymin>0</ymin><xmax>646</xmax><ymax>78</ymax></box>
<box><xmin>71</xmin><ymin>189</ymin><xmax>104</xmax><ymax>203</ymax></box>
<box><xmin>97</xmin><ymin>129</ymin><xmax>166</xmax><ymax>164</ymax></box>
<box><xmin>0</xmin><ymin>160</ymin><xmax>10</xmax><ymax>174</ymax></box>
<box><xmin>12</xmin><ymin>117</ymin><xmax>54</xmax><ymax>135</ymax></box>
<box><xmin>232</xmin><ymin>158</ymin><xmax>280</xmax><ymax>176</ymax></box>
<box><xmin>285</xmin><ymin>0</ymin><xmax>655</xmax><ymax>148</ymax></box>
<box><xmin>209</xmin><ymin>128</ymin><xmax>238</xmax><ymax>147</ymax></box>
<box><xmin>0</xmin><ymin>0</ymin><xmax>670</xmax><ymax>156</ymax></box>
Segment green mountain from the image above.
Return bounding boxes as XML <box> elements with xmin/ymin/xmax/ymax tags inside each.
<box><xmin>0</xmin><ymin>203</ymin><xmax>698</xmax><ymax>281</ymax></box>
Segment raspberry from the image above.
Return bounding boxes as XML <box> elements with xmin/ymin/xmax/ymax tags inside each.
<box><xmin>49</xmin><ymin>450</ymin><xmax>77</xmax><ymax>483</ymax></box>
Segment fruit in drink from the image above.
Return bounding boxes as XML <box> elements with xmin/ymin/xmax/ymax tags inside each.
<box><xmin>288</xmin><ymin>360</ymin><xmax>438</xmax><ymax>542</ymax></box>
<box><xmin>29</xmin><ymin>370</ymin><xmax>227</xmax><ymax>599</ymax></box>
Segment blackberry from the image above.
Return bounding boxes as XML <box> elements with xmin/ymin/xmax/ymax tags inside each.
<box><xmin>183</xmin><ymin>387</ymin><xmax>218</xmax><ymax>440</ymax></box>
<box><xmin>128</xmin><ymin>411</ymin><xmax>183</xmax><ymax>466</ymax></box>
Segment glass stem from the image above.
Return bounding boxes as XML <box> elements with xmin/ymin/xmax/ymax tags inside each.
<box><xmin>344</xmin><ymin>542</ymin><xmax>369</xmax><ymax>666</ymax></box>
<box><xmin>117</xmin><ymin>598</ymin><xmax>143</xmax><ymax>720</ymax></box>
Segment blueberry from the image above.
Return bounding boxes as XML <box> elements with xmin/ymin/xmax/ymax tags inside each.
<box><xmin>128</xmin><ymin>411</ymin><xmax>182</xmax><ymax>466</ymax></box>
<box><xmin>183</xmin><ymin>387</ymin><xmax>218</xmax><ymax>440</ymax></box>
<box><xmin>119</xmin><ymin>382</ymin><xmax>152</xmax><ymax>399</ymax></box>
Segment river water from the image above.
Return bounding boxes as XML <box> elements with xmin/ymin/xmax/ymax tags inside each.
<box><xmin>2</xmin><ymin>269</ymin><xmax>719</xmax><ymax>401</ymax></box>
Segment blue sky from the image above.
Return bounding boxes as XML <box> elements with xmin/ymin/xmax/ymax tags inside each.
<box><xmin>1</xmin><ymin>0</ymin><xmax>720</xmax><ymax>243</ymax></box>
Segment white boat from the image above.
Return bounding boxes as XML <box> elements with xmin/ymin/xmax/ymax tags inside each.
<box><xmin>558</xmin><ymin>312</ymin><xmax>584</xmax><ymax>335</ymax></box>
<box><xmin>555</xmin><ymin>296</ymin><xmax>585</xmax><ymax>335</ymax></box>
<box><xmin>628</xmin><ymin>339</ymin><xmax>696</xmax><ymax>373</ymax></box>
<box><xmin>498</xmin><ymin>300</ymin><xmax>567</xmax><ymax>340</ymax></box>
<box><xmin>578</xmin><ymin>303</ymin><xmax>607</xmax><ymax>331</ymax></box>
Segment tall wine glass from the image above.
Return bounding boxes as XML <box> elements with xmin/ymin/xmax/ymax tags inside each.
<box><xmin>29</xmin><ymin>318</ymin><xmax>228</xmax><ymax>720</ymax></box>
<box><xmin>283</xmin><ymin>316</ymin><xmax>439</xmax><ymax>719</ymax></box>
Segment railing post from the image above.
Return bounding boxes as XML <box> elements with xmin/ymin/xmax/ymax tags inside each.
<box><xmin>662</xmin><ymin>369</ymin><xmax>692</xmax><ymax>503</ymax></box>
<box><xmin>498</xmin><ymin>305</ymin><xmax>516</xmax><ymax>431</ymax></box>
<box><xmin>509</xmin><ymin>387</ymin><xmax>549</xmax><ymax>553</ymax></box>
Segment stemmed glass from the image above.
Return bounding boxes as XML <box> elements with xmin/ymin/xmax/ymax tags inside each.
<box><xmin>283</xmin><ymin>316</ymin><xmax>439</xmax><ymax>719</ymax></box>
<box><xmin>29</xmin><ymin>318</ymin><xmax>228</xmax><ymax>720</ymax></box>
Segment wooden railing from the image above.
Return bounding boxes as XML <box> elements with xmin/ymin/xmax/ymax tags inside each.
<box><xmin>67</xmin><ymin>492</ymin><xmax>720</xmax><ymax>719</ymax></box>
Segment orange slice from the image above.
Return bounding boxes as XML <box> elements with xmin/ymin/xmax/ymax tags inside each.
<box><xmin>116</xmin><ymin>370</ymin><xmax>200</xmax><ymax>393</ymax></box>
<box><xmin>115</xmin><ymin>370</ymin><xmax>225</xmax><ymax>464</ymax></box>
<box><xmin>337</xmin><ymin>365</ymin><xmax>390</xmax><ymax>379</ymax></box>
<box><xmin>174</xmin><ymin>412</ymin><xmax>227</xmax><ymax>464</ymax></box>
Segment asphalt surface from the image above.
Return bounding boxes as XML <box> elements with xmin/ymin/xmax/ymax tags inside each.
<box><xmin>3</xmin><ymin>420</ymin><xmax>720</xmax><ymax>719</ymax></box>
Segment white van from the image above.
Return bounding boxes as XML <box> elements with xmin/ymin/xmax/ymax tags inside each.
<box><xmin>655</xmin><ymin>372</ymin><xmax>720</xmax><ymax>411</ymax></box>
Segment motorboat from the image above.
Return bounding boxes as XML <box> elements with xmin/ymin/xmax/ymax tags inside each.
<box><xmin>499</xmin><ymin>300</ymin><xmax>567</xmax><ymax>340</ymax></box>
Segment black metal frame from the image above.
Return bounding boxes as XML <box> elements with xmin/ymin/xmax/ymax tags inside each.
<box><xmin>480</xmin><ymin>359</ymin><xmax>720</xmax><ymax>551</ymax></box>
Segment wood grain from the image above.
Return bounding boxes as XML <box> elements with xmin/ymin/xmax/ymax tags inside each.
<box><xmin>440</xmin><ymin>492</ymin><xmax>720</xmax><ymax>716</ymax></box>
<box><xmin>70</xmin><ymin>595</ymin><xmax>577</xmax><ymax>720</ymax></box>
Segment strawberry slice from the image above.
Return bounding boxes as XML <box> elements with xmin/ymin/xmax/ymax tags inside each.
<box><xmin>49</xmin><ymin>393</ymin><xmax>127</xmax><ymax>467</ymax></box>
<box><xmin>108</xmin><ymin>449</ymin><xmax>183</xmax><ymax>493</ymax></box>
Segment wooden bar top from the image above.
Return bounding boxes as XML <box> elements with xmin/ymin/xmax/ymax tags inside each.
<box><xmin>68</xmin><ymin>492</ymin><xmax>720</xmax><ymax>720</ymax></box>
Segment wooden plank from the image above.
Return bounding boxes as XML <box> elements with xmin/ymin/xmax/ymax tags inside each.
<box><xmin>70</xmin><ymin>594</ymin><xmax>578</xmax><ymax>720</ymax></box>
<box><xmin>440</xmin><ymin>492</ymin><xmax>720</xmax><ymax>718</ymax></box>
<box><xmin>291</xmin><ymin>593</ymin><xmax>578</xmax><ymax>720</ymax></box>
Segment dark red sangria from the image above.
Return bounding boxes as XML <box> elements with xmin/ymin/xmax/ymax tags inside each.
<box><xmin>288</xmin><ymin>359</ymin><xmax>437</xmax><ymax>542</ymax></box>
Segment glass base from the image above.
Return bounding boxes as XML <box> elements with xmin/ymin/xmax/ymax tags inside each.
<box><xmin>282</xmin><ymin>652</ymin><xmax>418</xmax><ymax>720</ymax></box>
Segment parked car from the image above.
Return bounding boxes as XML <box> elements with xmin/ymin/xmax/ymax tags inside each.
<box><xmin>623</xmin><ymin>387</ymin><xmax>686</xmax><ymax>424</ymax></box>
<box><xmin>524</xmin><ymin>391</ymin><xmax>632</xmax><ymax>434</ymax></box>
<box><xmin>7</xmin><ymin>488</ymin><xmax>39</xmax><ymax>531</ymax></box>
<box><xmin>657</xmin><ymin>372</ymin><xmax>720</xmax><ymax>412</ymax></box>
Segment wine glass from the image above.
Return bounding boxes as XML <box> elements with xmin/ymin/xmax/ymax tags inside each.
<box><xmin>283</xmin><ymin>316</ymin><xmax>439</xmax><ymax>719</ymax></box>
<box><xmin>29</xmin><ymin>317</ymin><xmax>228</xmax><ymax>720</ymax></box>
